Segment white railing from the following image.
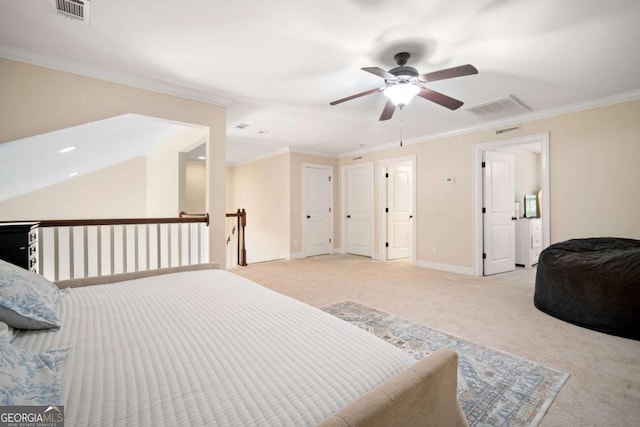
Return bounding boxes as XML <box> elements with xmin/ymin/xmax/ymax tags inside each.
<box><xmin>37</xmin><ymin>215</ymin><xmax>209</xmax><ymax>282</ymax></box>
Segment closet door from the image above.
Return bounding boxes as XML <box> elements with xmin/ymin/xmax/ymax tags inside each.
<box><xmin>344</xmin><ymin>163</ymin><xmax>373</xmax><ymax>257</ymax></box>
<box><xmin>386</xmin><ymin>160</ymin><xmax>413</xmax><ymax>260</ymax></box>
<box><xmin>303</xmin><ymin>165</ymin><xmax>333</xmax><ymax>257</ymax></box>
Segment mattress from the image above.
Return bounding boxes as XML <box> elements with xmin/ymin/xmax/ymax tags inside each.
<box><xmin>12</xmin><ymin>270</ymin><xmax>415</xmax><ymax>426</ymax></box>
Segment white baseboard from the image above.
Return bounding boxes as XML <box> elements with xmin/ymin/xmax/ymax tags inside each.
<box><xmin>288</xmin><ymin>252</ymin><xmax>305</xmax><ymax>260</ymax></box>
<box><xmin>333</xmin><ymin>248</ymin><xmax>345</xmax><ymax>254</ymax></box>
<box><xmin>416</xmin><ymin>260</ymin><xmax>475</xmax><ymax>276</ymax></box>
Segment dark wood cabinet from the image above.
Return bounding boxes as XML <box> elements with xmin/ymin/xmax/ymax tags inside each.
<box><xmin>0</xmin><ymin>222</ymin><xmax>39</xmax><ymax>272</ymax></box>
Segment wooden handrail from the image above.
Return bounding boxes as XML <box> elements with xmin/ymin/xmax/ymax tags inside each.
<box><xmin>179</xmin><ymin>212</ymin><xmax>209</xmax><ymax>223</ymax></box>
<box><xmin>19</xmin><ymin>214</ymin><xmax>210</xmax><ymax>228</ymax></box>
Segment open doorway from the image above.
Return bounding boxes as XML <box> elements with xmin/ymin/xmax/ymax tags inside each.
<box><xmin>473</xmin><ymin>133</ymin><xmax>550</xmax><ymax>276</ymax></box>
<box><xmin>379</xmin><ymin>156</ymin><xmax>416</xmax><ymax>264</ymax></box>
<box><xmin>181</xmin><ymin>142</ymin><xmax>207</xmax><ymax>215</ymax></box>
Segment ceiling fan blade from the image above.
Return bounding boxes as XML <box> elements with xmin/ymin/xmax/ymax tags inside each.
<box><xmin>419</xmin><ymin>64</ymin><xmax>478</xmax><ymax>82</ymax></box>
<box><xmin>362</xmin><ymin>67</ymin><xmax>396</xmax><ymax>80</ymax></box>
<box><xmin>379</xmin><ymin>99</ymin><xmax>396</xmax><ymax>121</ymax></box>
<box><xmin>329</xmin><ymin>87</ymin><xmax>384</xmax><ymax>105</ymax></box>
<box><xmin>417</xmin><ymin>88</ymin><xmax>464</xmax><ymax>110</ymax></box>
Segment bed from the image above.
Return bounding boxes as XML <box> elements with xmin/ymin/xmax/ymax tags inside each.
<box><xmin>534</xmin><ymin>237</ymin><xmax>640</xmax><ymax>340</ymax></box>
<box><xmin>0</xmin><ymin>260</ymin><xmax>467</xmax><ymax>426</ymax></box>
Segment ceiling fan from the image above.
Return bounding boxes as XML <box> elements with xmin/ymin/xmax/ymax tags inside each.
<box><xmin>330</xmin><ymin>52</ymin><xmax>478</xmax><ymax>121</ymax></box>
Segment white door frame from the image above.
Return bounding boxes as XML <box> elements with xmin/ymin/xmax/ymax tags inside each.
<box><xmin>378</xmin><ymin>155</ymin><xmax>417</xmax><ymax>264</ymax></box>
<box><xmin>472</xmin><ymin>132</ymin><xmax>550</xmax><ymax>276</ymax></box>
<box><xmin>341</xmin><ymin>162</ymin><xmax>374</xmax><ymax>258</ymax></box>
<box><xmin>302</xmin><ymin>163</ymin><xmax>334</xmax><ymax>258</ymax></box>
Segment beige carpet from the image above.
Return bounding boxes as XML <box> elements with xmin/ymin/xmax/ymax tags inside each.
<box><xmin>232</xmin><ymin>254</ymin><xmax>640</xmax><ymax>427</ymax></box>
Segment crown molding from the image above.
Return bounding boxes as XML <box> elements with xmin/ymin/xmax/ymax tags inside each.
<box><xmin>0</xmin><ymin>46</ymin><xmax>232</xmax><ymax>107</ymax></box>
<box><xmin>233</xmin><ymin>86</ymin><xmax>640</xmax><ymax>164</ymax></box>
<box><xmin>228</xmin><ymin>147</ymin><xmax>291</xmax><ymax>167</ymax></box>
<box><xmin>227</xmin><ymin>145</ymin><xmax>337</xmax><ymax>167</ymax></box>
<box><xmin>289</xmin><ymin>146</ymin><xmax>338</xmax><ymax>159</ymax></box>
<box><xmin>4</xmin><ymin>45</ymin><xmax>638</xmax><ymax>164</ymax></box>
<box><xmin>338</xmin><ymin>89</ymin><xmax>640</xmax><ymax>158</ymax></box>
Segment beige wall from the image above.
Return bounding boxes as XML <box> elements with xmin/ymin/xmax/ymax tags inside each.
<box><xmin>225</xmin><ymin>167</ymin><xmax>234</xmax><ymax>212</ymax></box>
<box><xmin>226</xmin><ymin>151</ymin><xmax>339</xmax><ymax>262</ymax></box>
<box><xmin>0</xmin><ymin>58</ymin><xmax>226</xmax><ymax>266</ymax></box>
<box><xmin>229</xmin><ymin>153</ymin><xmax>290</xmax><ymax>263</ymax></box>
<box><xmin>185</xmin><ymin>162</ymin><xmax>206</xmax><ymax>214</ymax></box>
<box><xmin>146</xmin><ymin>126</ymin><xmax>207</xmax><ymax>216</ymax></box>
<box><xmin>338</xmin><ymin>142</ymin><xmax>470</xmax><ymax>266</ymax></box>
<box><xmin>0</xmin><ymin>157</ymin><xmax>147</xmax><ymax>219</ymax></box>
<box><xmin>541</xmin><ymin>101</ymin><xmax>640</xmax><ymax>241</ymax></box>
<box><xmin>339</xmin><ymin>99</ymin><xmax>640</xmax><ymax>271</ymax></box>
<box><xmin>226</xmin><ymin>100</ymin><xmax>639</xmax><ymax>270</ymax></box>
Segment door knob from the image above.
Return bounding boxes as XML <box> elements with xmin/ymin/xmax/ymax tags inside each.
<box><xmin>306</xmin><ymin>215</ymin><xmax>311</xmax><ymax>219</ymax></box>
<box><xmin>347</xmin><ymin>215</ymin><xmax>351</xmax><ymax>218</ymax></box>
<box><xmin>409</xmin><ymin>215</ymin><xmax>413</xmax><ymax>219</ymax></box>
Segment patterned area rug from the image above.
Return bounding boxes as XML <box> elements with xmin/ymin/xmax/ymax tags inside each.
<box><xmin>322</xmin><ymin>301</ymin><xmax>568</xmax><ymax>427</ymax></box>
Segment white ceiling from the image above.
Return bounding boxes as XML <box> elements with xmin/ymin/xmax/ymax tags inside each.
<box><xmin>0</xmin><ymin>114</ymin><xmax>193</xmax><ymax>201</ymax></box>
<box><xmin>1</xmin><ymin>0</ymin><xmax>640</xmax><ymax>166</ymax></box>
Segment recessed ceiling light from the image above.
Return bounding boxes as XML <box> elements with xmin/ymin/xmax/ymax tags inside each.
<box><xmin>59</xmin><ymin>146</ymin><xmax>77</xmax><ymax>153</ymax></box>
<box><xmin>198</xmin><ymin>156</ymin><xmax>206</xmax><ymax>160</ymax></box>
<box><xmin>69</xmin><ymin>172</ymin><xmax>78</xmax><ymax>177</ymax></box>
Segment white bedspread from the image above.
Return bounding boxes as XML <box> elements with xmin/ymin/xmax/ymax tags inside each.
<box><xmin>12</xmin><ymin>270</ymin><xmax>415</xmax><ymax>426</ymax></box>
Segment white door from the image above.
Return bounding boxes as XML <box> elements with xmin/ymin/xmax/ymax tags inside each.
<box><xmin>344</xmin><ymin>164</ymin><xmax>373</xmax><ymax>257</ymax></box>
<box><xmin>303</xmin><ymin>165</ymin><xmax>332</xmax><ymax>257</ymax></box>
<box><xmin>483</xmin><ymin>151</ymin><xmax>516</xmax><ymax>275</ymax></box>
<box><xmin>386</xmin><ymin>161</ymin><xmax>413</xmax><ymax>259</ymax></box>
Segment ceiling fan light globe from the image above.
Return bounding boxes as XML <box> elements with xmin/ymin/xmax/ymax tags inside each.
<box><xmin>383</xmin><ymin>84</ymin><xmax>420</xmax><ymax>106</ymax></box>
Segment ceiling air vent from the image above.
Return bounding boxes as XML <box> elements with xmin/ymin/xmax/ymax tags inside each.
<box><xmin>466</xmin><ymin>95</ymin><xmax>530</xmax><ymax>121</ymax></box>
<box><xmin>51</xmin><ymin>0</ymin><xmax>90</xmax><ymax>23</ymax></box>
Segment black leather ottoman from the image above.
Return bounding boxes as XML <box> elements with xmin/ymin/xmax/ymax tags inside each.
<box><xmin>534</xmin><ymin>238</ymin><xmax>640</xmax><ymax>340</ymax></box>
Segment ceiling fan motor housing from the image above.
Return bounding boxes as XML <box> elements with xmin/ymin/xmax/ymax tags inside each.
<box><xmin>388</xmin><ymin>66</ymin><xmax>419</xmax><ymax>81</ymax></box>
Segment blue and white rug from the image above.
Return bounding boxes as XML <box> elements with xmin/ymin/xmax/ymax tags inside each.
<box><xmin>322</xmin><ymin>301</ymin><xmax>569</xmax><ymax>427</ymax></box>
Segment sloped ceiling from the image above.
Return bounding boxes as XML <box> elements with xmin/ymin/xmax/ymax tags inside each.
<box><xmin>0</xmin><ymin>114</ymin><xmax>198</xmax><ymax>201</ymax></box>
<box><xmin>1</xmin><ymin>0</ymin><xmax>639</xmax><ymax>166</ymax></box>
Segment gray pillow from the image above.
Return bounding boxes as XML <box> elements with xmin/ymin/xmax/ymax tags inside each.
<box><xmin>0</xmin><ymin>259</ymin><xmax>61</xmax><ymax>329</ymax></box>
